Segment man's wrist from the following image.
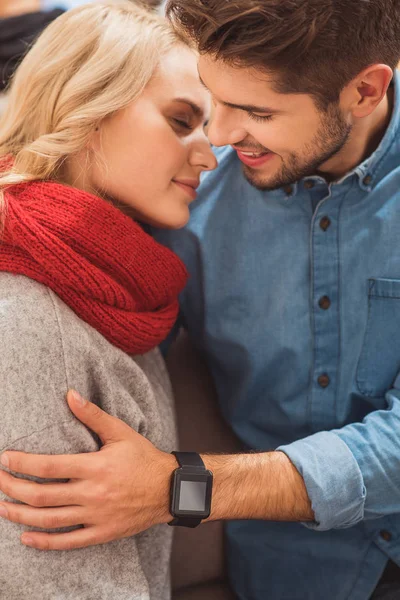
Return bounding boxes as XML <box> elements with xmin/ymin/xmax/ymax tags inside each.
<box><xmin>201</xmin><ymin>452</ymin><xmax>258</xmax><ymax>521</ymax></box>
<box><xmin>159</xmin><ymin>449</ymin><xmax>314</xmax><ymax>525</ymax></box>
<box><xmin>201</xmin><ymin>451</ymin><xmax>314</xmax><ymax>523</ymax></box>
<box><xmin>155</xmin><ymin>451</ymin><xmax>178</xmax><ymax>525</ymax></box>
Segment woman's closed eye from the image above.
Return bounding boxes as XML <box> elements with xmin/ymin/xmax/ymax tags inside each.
<box><xmin>171</xmin><ymin>116</ymin><xmax>193</xmax><ymax>131</ymax></box>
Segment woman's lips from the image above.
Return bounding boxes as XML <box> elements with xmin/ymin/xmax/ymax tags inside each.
<box><xmin>235</xmin><ymin>148</ymin><xmax>274</xmax><ymax>168</ymax></box>
<box><xmin>173</xmin><ymin>180</ymin><xmax>198</xmax><ymax>200</ymax></box>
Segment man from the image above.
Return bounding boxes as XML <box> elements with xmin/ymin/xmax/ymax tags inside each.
<box><xmin>1</xmin><ymin>1</ymin><xmax>400</xmax><ymax>598</ymax></box>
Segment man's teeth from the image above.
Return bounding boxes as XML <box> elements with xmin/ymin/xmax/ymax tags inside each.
<box><xmin>240</xmin><ymin>151</ymin><xmax>266</xmax><ymax>157</ymax></box>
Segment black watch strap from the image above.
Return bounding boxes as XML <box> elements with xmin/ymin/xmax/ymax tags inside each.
<box><xmin>169</xmin><ymin>516</ymin><xmax>202</xmax><ymax>528</ymax></box>
<box><xmin>171</xmin><ymin>451</ymin><xmax>206</xmax><ymax>470</ymax></box>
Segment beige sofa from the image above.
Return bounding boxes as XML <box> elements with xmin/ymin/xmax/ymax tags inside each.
<box><xmin>167</xmin><ymin>332</ymin><xmax>241</xmax><ymax>600</ymax></box>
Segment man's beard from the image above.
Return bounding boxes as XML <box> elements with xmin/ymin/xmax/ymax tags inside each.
<box><xmin>242</xmin><ymin>103</ymin><xmax>352</xmax><ymax>191</ymax></box>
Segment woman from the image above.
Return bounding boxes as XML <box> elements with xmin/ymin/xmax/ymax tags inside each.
<box><xmin>0</xmin><ymin>2</ymin><xmax>216</xmax><ymax>598</ymax></box>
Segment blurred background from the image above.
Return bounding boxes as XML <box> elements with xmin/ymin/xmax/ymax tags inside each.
<box><xmin>0</xmin><ymin>0</ymin><xmax>167</xmax><ymax>112</ymax></box>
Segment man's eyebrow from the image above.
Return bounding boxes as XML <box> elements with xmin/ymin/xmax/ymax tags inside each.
<box><xmin>198</xmin><ymin>74</ymin><xmax>280</xmax><ymax>115</ymax></box>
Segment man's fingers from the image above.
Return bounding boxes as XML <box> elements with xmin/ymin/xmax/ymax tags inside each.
<box><xmin>0</xmin><ymin>502</ymin><xmax>84</xmax><ymax>530</ymax></box>
<box><xmin>0</xmin><ymin>393</ymin><xmax>137</xmax><ymax>483</ymax></box>
<box><xmin>67</xmin><ymin>390</ymin><xmax>134</xmax><ymax>445</ymax></box>
<box><xmin>0</xmin><ymin>470</ymin><xmax>83</xmax><ymax>507</ymax></box>
<box><xmin>0</xmin><ymin>450</ymin><xmax>95</xmax><ymax>480</ymax></box>
<box><xmin>21</xmin><ymin>525</ymin><xmax>116</xmax><ymax>551</ymax></box>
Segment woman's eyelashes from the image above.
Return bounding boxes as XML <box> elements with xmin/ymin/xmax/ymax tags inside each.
<box><xmin>171</xmin><ymin>116</ymin><xmax>193</xmax><ymax>131</ymax></box>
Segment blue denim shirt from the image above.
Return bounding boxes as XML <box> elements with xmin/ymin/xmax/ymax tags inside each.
<box><xmin>155</xmin><ymin>71</ymin><xmax>400</xmax><ymax>600</ymax></box>
<box><xmin>41</xmin><ymin>0</ymin><xmax>90</xmax><ymax>9</ymax></box>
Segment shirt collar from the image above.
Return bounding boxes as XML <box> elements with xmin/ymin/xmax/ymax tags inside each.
<box><xmin>339</xmin><ymin>70</ymin><xmax>400</xmax><ymax>190</ymax></box>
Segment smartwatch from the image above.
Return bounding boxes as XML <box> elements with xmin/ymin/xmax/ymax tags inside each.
<box><xmin>168</xmin><ymin>451</ymin><xmax>213</xmax><ymax>528</ymax></box>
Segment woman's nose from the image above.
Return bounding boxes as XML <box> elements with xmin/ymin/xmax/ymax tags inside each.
<box><xmin>190</xmin><ymin>138</ymin><xmax>218</xmax><ymax>172</ymax></box>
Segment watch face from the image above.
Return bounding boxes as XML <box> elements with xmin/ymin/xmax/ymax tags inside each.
<box><xmin>170</xmin><ymin>470</ymin><xmax>213</xmax><ymax>519</ymax></box>
<box><xmin>179</xmin><ymin>480</ymin><xmax>207</xmax><ymax>511</ymax></box>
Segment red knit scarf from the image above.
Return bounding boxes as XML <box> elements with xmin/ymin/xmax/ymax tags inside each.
<box><xmin>0</xmin><ymin>180</ymin><xmax>188</xmax><ymax>354</ymax></box>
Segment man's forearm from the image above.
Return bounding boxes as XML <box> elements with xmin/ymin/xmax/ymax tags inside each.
<box><xmin>202</xmin><ymin>451</ymin><xmax>314</xmax><ymax>523</ymax></box>
<box><xmin>0</xmin><ymin>396</ymin><xmax>315</xmax><ymax>551</ymax></box>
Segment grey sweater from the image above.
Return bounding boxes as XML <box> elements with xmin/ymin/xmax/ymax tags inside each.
<box><xmin>0</xmin><ymin>272</ymin><xmax>177</xmax><ymax>600</ymax></box>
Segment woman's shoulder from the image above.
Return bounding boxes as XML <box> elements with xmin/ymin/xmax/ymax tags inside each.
<box><xmin>0</xmin><ymin>272</ymin><xmax>99</xmax><ymax>359</ymax></box>
<box><xmin>0</xmin><ymin>272</ymin><xmax>116</xmax><ymax>353</ymax></box>
<box><xmin>0</xmin><ymin>271</ymin><xmax>53</xmax><ymax>308</ymax></box>
<box><xmin>0</xmin><ymin>272</ymin><xmax>169</xmax><ymax>376</ymax></box>
<box><xmin>0</xmin><ymin>272</ymin><xmax>62</xmax><ymax>345</ymax></box>
<box><xmin>0</xmin><ymin>272</ymin><xmax>120</xmax><ymax>394</ymax></box>
<box><xmin>0</xmin><ymin>273</ymin><xmax>93</xmax><ymax>450</ymax></box>
<box><xmin>0</xmin><ymin>272</ymin><xmax>175</xmax><ymax>449</ymax></box>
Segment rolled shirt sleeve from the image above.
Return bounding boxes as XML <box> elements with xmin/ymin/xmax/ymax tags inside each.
<box><xmin>277</xmin><ymin>381</ymin><xmax>400</xmax><ymax>531</ymax></box>
<box><xmin>277</xmin><ymin>431</ymin><xmax>366</xmax><ymax>531</ymax></box>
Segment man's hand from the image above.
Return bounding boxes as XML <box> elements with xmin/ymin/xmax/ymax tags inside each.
<box><xmin>0</xmin><ymin>391</ymin><xmax>177</xmax><ymax>551</ymax></box>
<box><xmin>0</xmin><ymin>391</ymin><xmax>314</xmax><ymax>552</ymax></box>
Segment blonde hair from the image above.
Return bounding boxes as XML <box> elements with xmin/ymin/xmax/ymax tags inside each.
<box><xmin>0</xmin><ymin>0</ymin><xmax>189</xmax><ymax>226</ymax></box>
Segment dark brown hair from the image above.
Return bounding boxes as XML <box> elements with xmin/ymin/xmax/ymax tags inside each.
<box><xmin>166</xmin><ymin>0</ymin><xmax>400</xmax><ymax>109</ymax></box>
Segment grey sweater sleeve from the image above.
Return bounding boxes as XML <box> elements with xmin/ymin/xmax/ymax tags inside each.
<box><xmin>0</xmin><ymin>274</ymin><xmax>176</xmax><ymax>600</ymax></box>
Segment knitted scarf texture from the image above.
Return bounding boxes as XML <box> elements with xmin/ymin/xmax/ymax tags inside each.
<box><xmin>0</xmin><ymin>180</ymin><xmax>188</xmax><ymax>354</ymax></box>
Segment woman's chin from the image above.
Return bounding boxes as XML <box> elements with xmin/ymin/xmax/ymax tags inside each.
<box><xmin>144</xmin><ymin>210</ymin><xmax>190</xmax><ymax>230</ymax></box>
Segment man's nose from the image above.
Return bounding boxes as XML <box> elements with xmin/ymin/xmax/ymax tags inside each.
<box><xmin>207</xmin><ymin>108</ymin><xmax>246</xmax><ymax>147</ymax></box>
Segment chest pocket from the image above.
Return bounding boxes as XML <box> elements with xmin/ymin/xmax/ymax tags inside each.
<box><xmin>356</xmin><ymin>278</ymin><xmax>400</xmax><ymax>397</ymax></box>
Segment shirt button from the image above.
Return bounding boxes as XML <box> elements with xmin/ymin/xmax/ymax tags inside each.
<box><xmin>380</xmin><ymin>530</ymin><xmax>392</xmax><ymax>542</ymax></box>
<box><xmin>319</xmin><ymin>216</ymin><xmax>331</xmax><ymax>231</ymax></box>
<box><xmin>363</xmin><ymin>175</ymin><xmax>372</xmax><ymax>186</ymax></box>
<box><xmin>304</xmin><ymin>180</ymin><xmax>315</xmax><ymax>190</ymax></box>
<box><xmin>317</xmin><ymin>374</ymin><xmax>330</xmax><ymax>388</ymax></box>
<box><xmin>318</xmin><ymin>296</ymin><xmax>331</xmax><ymax>310</ymax></box>
<box><xmin>284</xmin><ymin>185</ymin><xmax>293</xmax><ymax>195</ymax></box>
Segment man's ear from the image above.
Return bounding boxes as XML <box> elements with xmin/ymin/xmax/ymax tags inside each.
<box><xmin>343</xmin><ymin>64</ymin><xmax>393</xmax><ymax>119</ymax></box>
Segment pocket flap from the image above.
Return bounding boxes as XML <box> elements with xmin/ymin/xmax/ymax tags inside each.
<box><xmin>369</xmin><ymin>278</ymin><xmax>400</xmax><ymax>299</ymax></box>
